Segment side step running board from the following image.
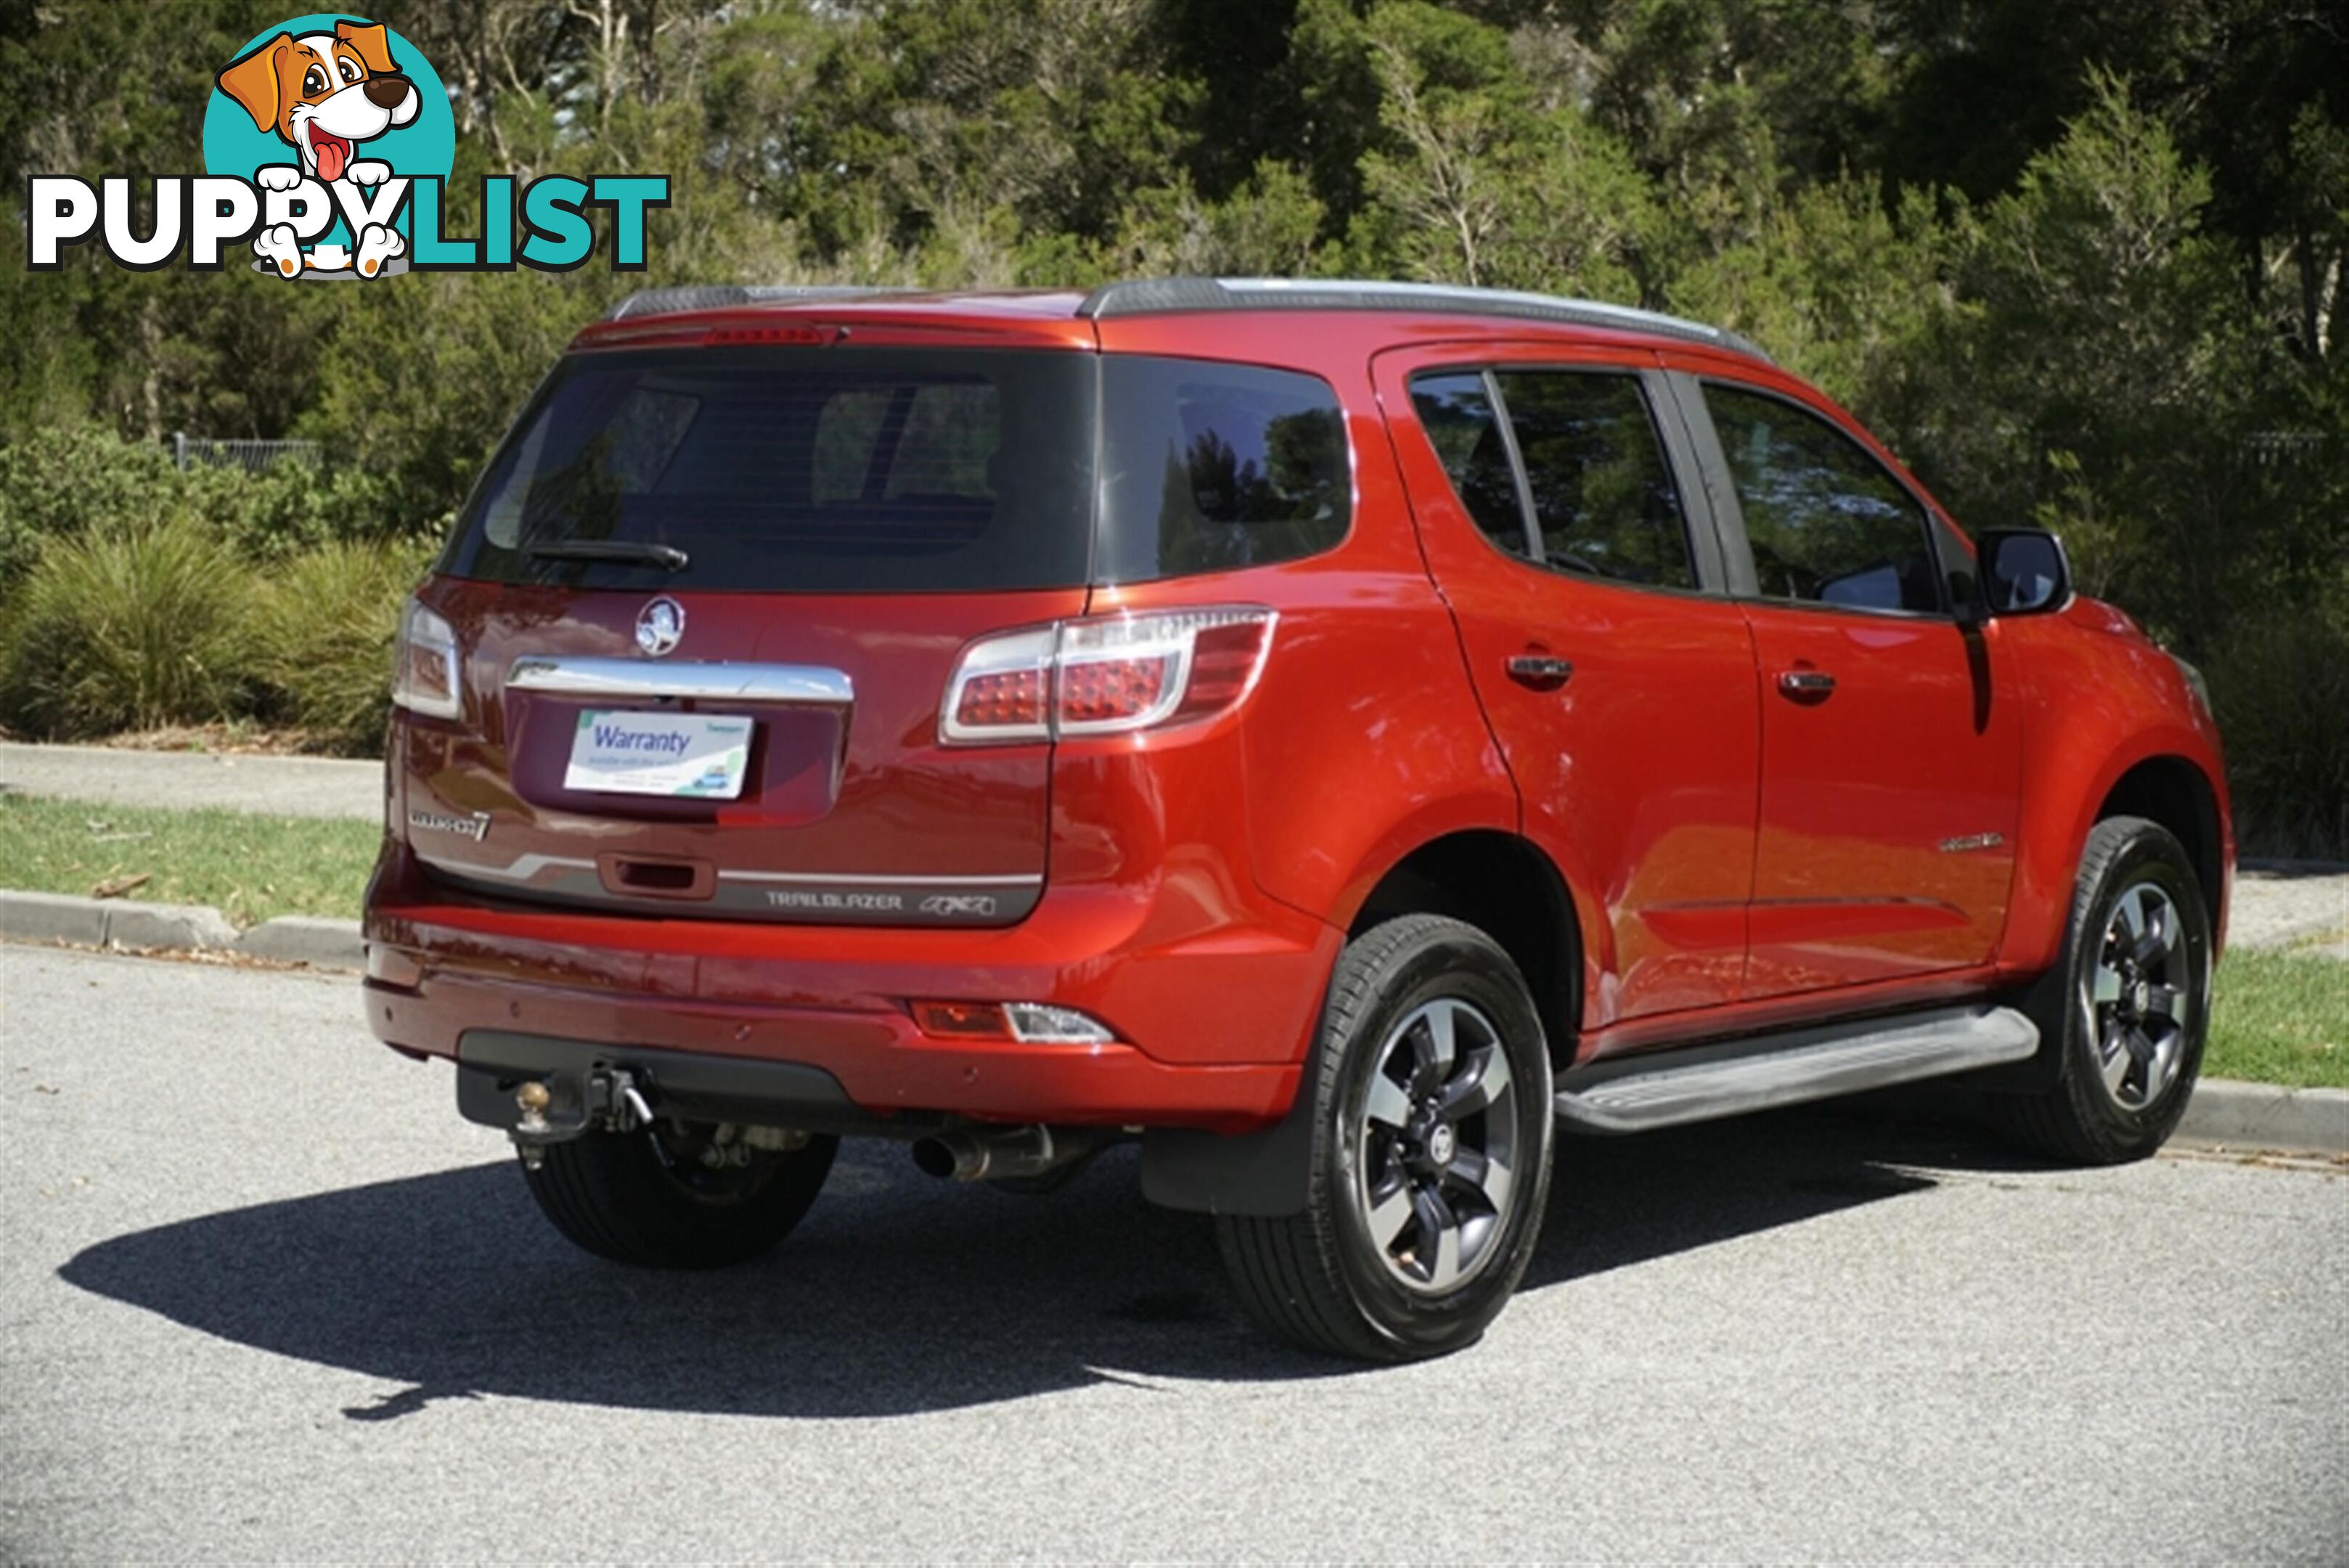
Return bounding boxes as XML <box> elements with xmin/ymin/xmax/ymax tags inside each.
<box><xmin>1553</xmin><ymin>1005</ymin><xmax>2039</xmax><ymax>1135</ymax></box>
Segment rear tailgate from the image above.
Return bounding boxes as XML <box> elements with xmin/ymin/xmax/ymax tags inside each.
<box><xmin>396</xmin><ymin>335</ymin><xmax>1098</xmax><ymax>928</ymax></box>
<box><xmin>404</xmin><ymin>581</ymin><xmax>1081</xmax><ymax>926</ymax></box>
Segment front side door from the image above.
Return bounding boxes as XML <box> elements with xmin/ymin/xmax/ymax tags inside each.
<box><xmin>1674</xmin><ymin>373</ymin><xmax>2024</xmax><ymax>996</ymax></box>
<box><xmin>1374</xmin><ymin>344</ymin><xmax>1760</xmax><ymax>1028</ymax></box>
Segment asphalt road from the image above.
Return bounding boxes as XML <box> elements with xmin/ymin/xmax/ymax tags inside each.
<box><xmin>3</xmin><ymin>944</ymin><xmax>2344</xmax><ymax>1563</ymax></box>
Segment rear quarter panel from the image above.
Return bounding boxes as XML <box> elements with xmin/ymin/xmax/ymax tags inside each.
<box><xmin>1087</xmin><ymin>313</ymin><xmax>1519</xmax><ymax>928</ymax></box>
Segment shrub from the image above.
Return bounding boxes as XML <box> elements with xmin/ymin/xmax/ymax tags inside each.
<box><xmin>0</xmin><ymin>515</ymin><xmax>259</xmax><ymax>738</ymax></box>
<box><xmin>0</xmin><ymin>428</ymin><xmax>184</xmax><ymax>597</ymax></box>
<box><xmin>254</xmin><ymin>537</ymin><xmax>433</xmax><ymax>755</ymax></box>
<box><xmin>0</xmin><ymin>429</ymin><xmax>409</xmax><ymax>605</ymax></box>
<box><xmin>226</xmin><ymin>461</ymin><xmax>407</xmax><ymax>563</ymax></box>
<box><xmin>2205</xmin><ymin>602</ymin><xmax>2349</xmax><ymax>860</ymax></box>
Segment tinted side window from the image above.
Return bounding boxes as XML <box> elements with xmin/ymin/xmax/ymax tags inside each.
<box><xmin>1495</xmin><ymin>372</ymin><xmax>1693</xmax><ymax>589</ymax></box>
<box><xmin>1704</xmin><ymin>384</ymin><xmax>1941</xmax><ymax>614</ymax></box>
<box><xmin>1096</xmin><ymin>359</ymin><xmax>1351</xmax><ymax>583</ymax></box>
<box><xmin>1408</xmin><ymin>372</ymin><xmax>1532</xmax><ymax>559</ymax></box>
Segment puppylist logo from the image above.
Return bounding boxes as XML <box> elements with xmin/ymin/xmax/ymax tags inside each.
<box><xmin>25</xmin><ymin>14</ymin><xmax>668</xmax><ymax>278</ymax></box>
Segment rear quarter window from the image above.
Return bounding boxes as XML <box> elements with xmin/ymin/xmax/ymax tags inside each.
<box><xmin>1095</xmin><ymin>359</ymin><xmax>1351</xmax><ymax>584</ymax></box>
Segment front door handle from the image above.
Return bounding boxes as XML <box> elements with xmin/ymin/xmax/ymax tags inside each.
<box><xmin>1778</xmin><ymin>669</ymin><xmax>1837</xmax><ymax>698</ymax></box>
<box><xmin>1506</xmin><ymin>655</ymin><xmax>1574</xmax><ymax>690</ymax></box>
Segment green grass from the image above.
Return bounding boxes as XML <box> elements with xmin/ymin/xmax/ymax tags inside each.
<box><xmin>0</xmin><ymin>792</ymin><xmax>377</xmax><ymax>928</ymax></box>
<box><xmin>2205</xmin><ymin>948</ymin><xmax>2349</xmax><ymax>1090</ymax></box>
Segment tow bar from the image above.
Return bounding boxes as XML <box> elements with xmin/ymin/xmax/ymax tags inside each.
<box><xmin>509</xmin><ymin>1066</ymin><xmax>656</xmax><ymax>1169</ymax></box>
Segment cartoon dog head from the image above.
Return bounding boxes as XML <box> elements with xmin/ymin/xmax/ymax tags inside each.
<box><xmin>216</xmin><ymin>20</ymin><xmax>419</xmax><ymax>183</ymax></box>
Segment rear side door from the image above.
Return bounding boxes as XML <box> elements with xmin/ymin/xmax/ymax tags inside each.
<box><xmin>1670</xmin><ymin>372</ymin><xmax>2023</xmax><ymax>995</ymax></box>
<box><xmin>1373</xmin><ymin>344</ymin><xmax>1760</xmax><ymax>1026</ymax></box>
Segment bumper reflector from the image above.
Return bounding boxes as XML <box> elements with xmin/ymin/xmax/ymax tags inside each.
<box><xmin>911</xmin><ymin>1000</ymin><xmax>1116</xmax><ymax>1045</ymax></box>
<box><xmin>1004</xmin><ymin>1003</ymin><xmax>1116</xmax><ymax>1044</ymax></box>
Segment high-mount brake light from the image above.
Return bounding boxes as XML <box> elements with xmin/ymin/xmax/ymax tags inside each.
<box><xmin>939</xmin><ymin>608</ymin><xmax>1276</xmax><ymax>745</ymax></box>
<box><xmin>704</xmin><ymin>324</ymin><xmax>846</xmax><ymax>346</ymax></box>
<box><xmin>391</xmin><ymin>599</ymin><xmax>462</xmax><ymax>719</ymax></box>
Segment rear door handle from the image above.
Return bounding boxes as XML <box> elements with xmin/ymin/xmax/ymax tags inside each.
<box><xmin>1506</xmin><ymin>656</ymin><xmax>1574</xmax><ymax>690</ymax></box>
<box><xmin>1778</xmin><ymin>669</ymin><xmax>1837</xmax><ymax>698</ymax></box>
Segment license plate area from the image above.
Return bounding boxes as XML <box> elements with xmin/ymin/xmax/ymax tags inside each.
<box><xmin>503</xmin><ymin>694</ymin><xmax>843</xmax><ymax>825</ymax></box>
<box><xmin>563</xmin><ymin>709</ymin><xmax>754</xmax><ymax>800</ymax></box>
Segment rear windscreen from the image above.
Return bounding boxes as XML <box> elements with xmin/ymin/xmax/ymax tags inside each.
<box><xmin>444</xmin><ymin>346</ymin><xmax>1351</xmax><ymax>593</ymax></box>
<box><xmin>444</xmin><ymin>347</ymin><xmax>1098</xmax><ymax>593</ymax></box>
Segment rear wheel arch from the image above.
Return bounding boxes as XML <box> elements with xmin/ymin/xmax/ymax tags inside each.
<box><xmin>1345</xmin><ymin>830</ymin><xmax>1583</xmax><ymax>1074</ymax></box>
<box><xmin>1140</xmin><ymin>829</ymin><xmax>1583</xmax><ymax>1219</ymax></box>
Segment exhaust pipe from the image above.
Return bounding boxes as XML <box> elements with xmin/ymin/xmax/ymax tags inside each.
<box><xmin>910</xmin><ymin>1125</ymin><xmax>1108</xmax><ymax>1183</ymax></box>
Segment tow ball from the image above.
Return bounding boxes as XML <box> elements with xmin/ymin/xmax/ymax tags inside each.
<box><xmin>509</xmin><ymin>1066</ymin><xmax>656</xmax><ymax>1170</ymax></box>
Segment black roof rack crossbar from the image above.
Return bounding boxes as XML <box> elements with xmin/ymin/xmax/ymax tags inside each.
<box><xmin>1075</xmin><ymin>277</ymin><xmax>1770</xmax><ymax>361</ymax></box>
<box><xmin>605</xmin><ymin>285</ymin><xmax>923</xmax><ymax>322</ymax></box>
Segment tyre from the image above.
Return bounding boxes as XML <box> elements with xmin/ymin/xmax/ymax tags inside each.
<box><xmin>520</xmin><ymin>1120</ymin><xmax>838</xmax><ymax>1269</ymax></box>
<box><xmin>1995</xmin><ymin>816</ymin><xmax>2213</xmax><ymax>1164</ymax></box>
<box><xmin>1217</xmin><ymin>915</ymin><xmax>1556</xmax><ymax>1361</ymax></box>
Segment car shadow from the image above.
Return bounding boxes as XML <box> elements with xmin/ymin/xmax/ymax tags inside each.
<box><xmin>58</xmin><ymin>1103</ymin><xmax>2038</xmax><ymax>1419</ymax></box>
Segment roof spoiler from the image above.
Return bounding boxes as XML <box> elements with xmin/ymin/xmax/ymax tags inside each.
<box><xmin>1077</xmin><ymin>277</ymin><xmax>1770</xmax><ymax>361</ymax></box>
<box><xmin>605</xmin><ymin>285</ymin><xmax>920</xmax><ymax>321</ymax></box>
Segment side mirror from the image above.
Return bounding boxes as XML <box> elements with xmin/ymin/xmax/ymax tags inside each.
<box><xmin>1978</xmin><ymin>528</ymin><xmax>2072</xmax><ymax>616</ymax></box>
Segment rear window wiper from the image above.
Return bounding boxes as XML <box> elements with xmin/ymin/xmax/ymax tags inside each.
<box><xmin>522</xmin><ymin>539</ymin><xmax>690</xmax><ymax>571</ymax></box>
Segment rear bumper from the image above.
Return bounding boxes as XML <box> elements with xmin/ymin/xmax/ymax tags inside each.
<box><xmin>362</xmin><ymin>843</ymin><xmax>1333</xmax><ymax>1131</ymax></box>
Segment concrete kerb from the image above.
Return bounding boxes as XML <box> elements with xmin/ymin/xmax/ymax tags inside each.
<box><xmin>2173</xmin><ymin>1079</ymin><xmax>2349</xmax><ymax>1158</ymax></box>
<box><xmin>233</xmin><ymin>915</ymin><xmax>368</xmax><ymax>969</ymax></box>
<box><xmin>0</xmin><ymin>890</ymin><xmax>111</xmax><ymax>947</ymax></box>
<box><xmin>0</xmin><ymin>889</ymin><xmax>364</xmax><ymax>971</ymax></box>
<box><xmin>105</xmin><ymin>899</ymin><xmax>239</xmax><ymax>952</ymax></box>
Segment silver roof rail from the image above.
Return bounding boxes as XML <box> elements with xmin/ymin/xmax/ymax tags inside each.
<box><xmin>605</xmin><ymin>285</ymin><xmax>922</xmax><ymax>322</ymax></box>
<box><xmin>1076</xmin><ymin>277</ymin><xmax>1769</xmax><ymax>361</ymax></box>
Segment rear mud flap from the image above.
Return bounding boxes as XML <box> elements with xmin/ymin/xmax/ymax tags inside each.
<box><xmin>1140</xmin><ymin>1070</ymin><xmax>1318</xmax><ymax>1217</ymax></box>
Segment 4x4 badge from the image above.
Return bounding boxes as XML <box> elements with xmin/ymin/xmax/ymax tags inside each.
<box><xmin>636</xmin><ymin>596</ymin><xmax>685</xmax><ymax>657</ymax></box>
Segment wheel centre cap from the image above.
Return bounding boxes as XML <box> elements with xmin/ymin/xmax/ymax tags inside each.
<box><xmin>1425</xmin><ymin>1122</ymin><xmax>1457</xmax><ymax>1166</ymax></box>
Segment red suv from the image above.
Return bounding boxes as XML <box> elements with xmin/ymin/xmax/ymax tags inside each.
<box><xmin>364</xmin><ymin>278</ymin><xmax>2231</xmax><ymax>1360</ymax></box>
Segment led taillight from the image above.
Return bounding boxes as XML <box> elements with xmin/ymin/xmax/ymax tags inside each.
<box><xmin>939</xmin><ymin>608</ymin><xmax>1275</xmax><ymax>745</ymax></box>
<box><xmin>954</xmin><ymin>667</ymin><xmax>1047</xmax><ymax>730</ymax></box>
<box><xmin>391</xmin><ymin>599</ymin><xmax>462</xmax><ymax>719</ymax></box>
<box><xmin>1056</xmin><ymin>655</ymin><xmax>1171</xmax><ymax>725</ymax></box>
<box><xmin>939</xmin><ymin>625</ymin><xmax>1055</xmax><ymax>743</ymax></box>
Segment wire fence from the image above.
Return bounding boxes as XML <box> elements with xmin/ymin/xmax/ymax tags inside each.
<box><xmin>168</xmin><ymin>433</ymin><xmax>324</xmax><ymax>473</ymax></box>
<box><xmin>2247</xmin><ymin>430</ymin><xmax>2330</xmax><ymax>466</ymax></box>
